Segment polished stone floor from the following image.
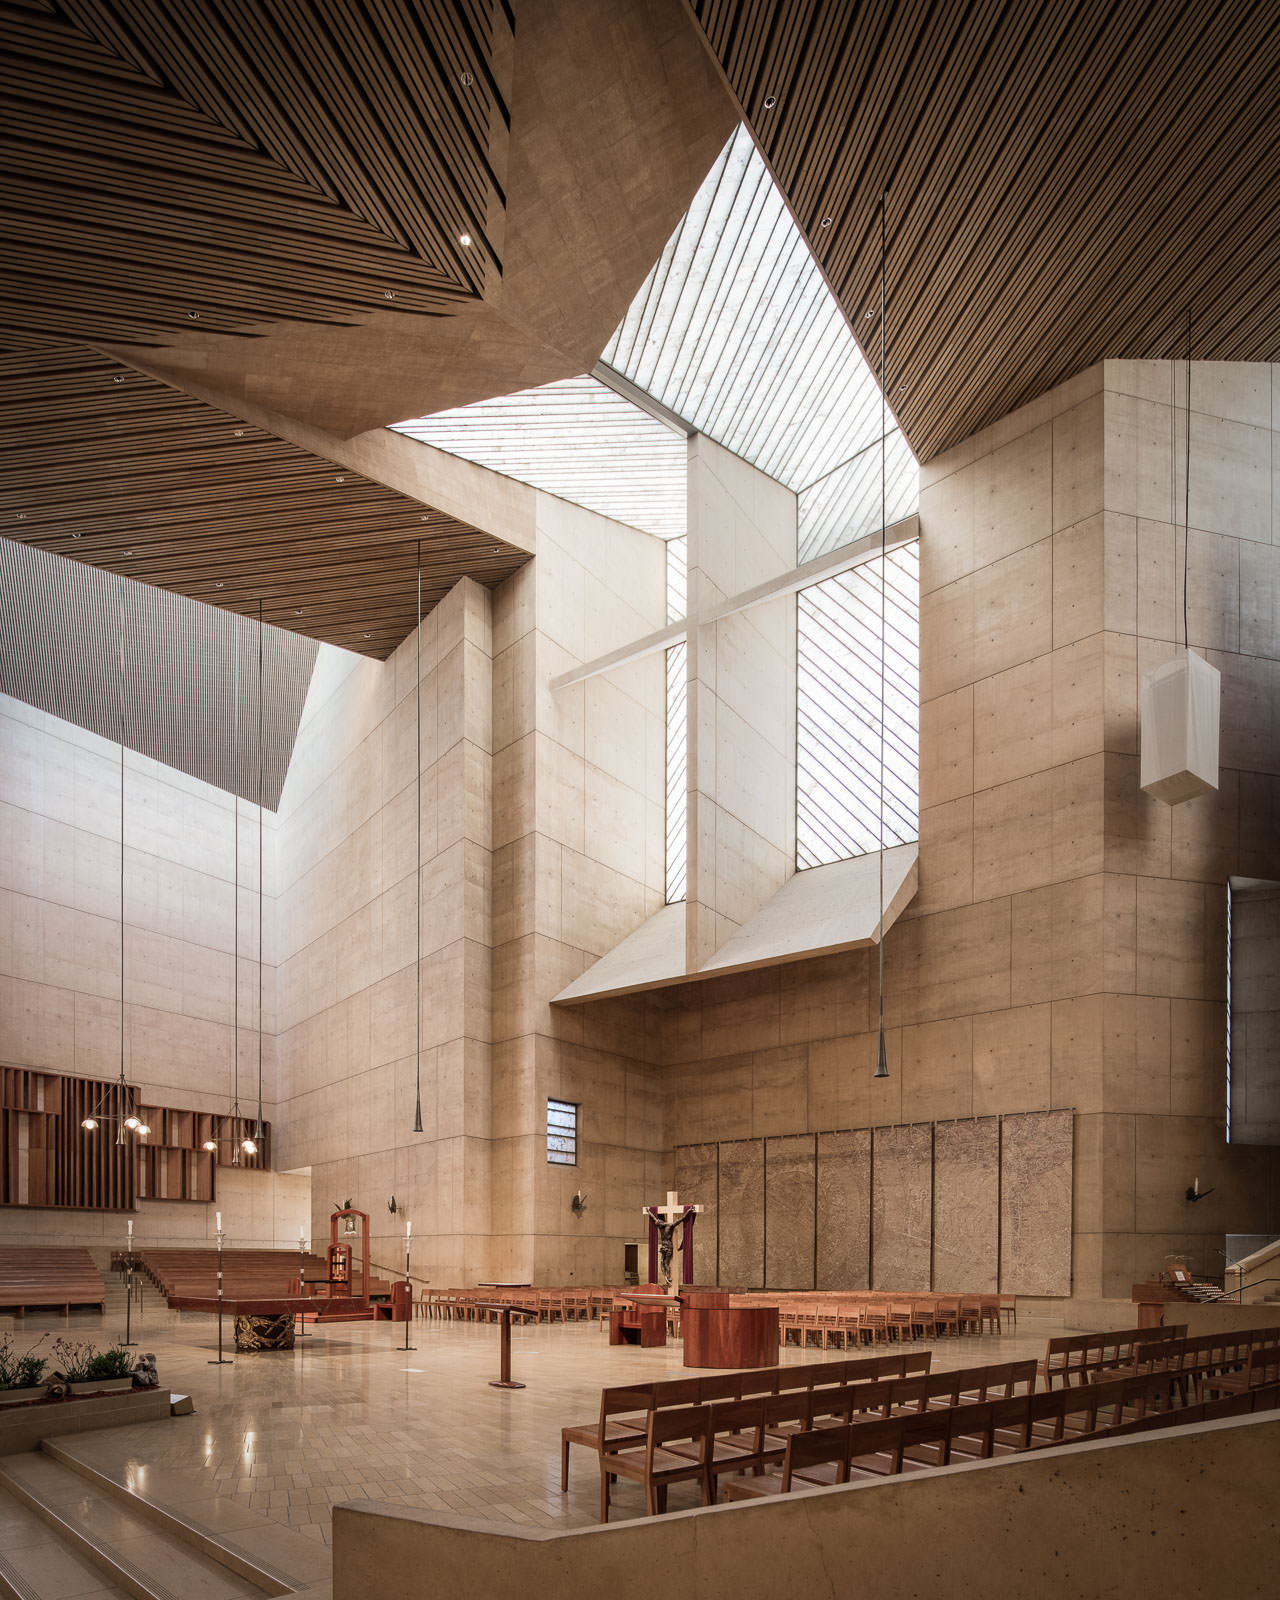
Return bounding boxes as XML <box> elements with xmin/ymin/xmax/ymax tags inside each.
<box><xmin>0</xmin><ymin>1304</ymin><xmax>1062</xmax><ymax>1596</ymax></box>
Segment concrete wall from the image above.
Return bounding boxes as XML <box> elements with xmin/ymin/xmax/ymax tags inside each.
<box><xmin>489</xmin><ymin>494</ymin><xmax>669</xmax><ymax>1284</ymax></box>
<box><xmin>685</xmin><ymin>437</ymin><xmax>797</xmax><ymax>968</ymax></box>
<box><xmin>332</xmin><ymin>1413</ymin><xmax>1280</xmax><ymax>1600</ymax></box>
<box><xmin>0</xmin><ymin>693</ymin><xmax>289</xmax><ymax>1246</ymax></box>
<box><xmin>658</xmin><ymin>363</ymin><xmax>1280</xmax><ymax>1297</ymax></box>
<box><xmin>273</xmin><ymin>580</ymin><xmax>494</xmax><ymax>1282</ymax></box>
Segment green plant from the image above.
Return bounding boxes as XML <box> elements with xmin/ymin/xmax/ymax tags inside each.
<box><xmin>50</xmin><ymin>1337</ymin><xmax>99</xmax><ymax>1384</ymax></box>
<box><xmin>85</xmin><ymin>1346</ymin><xmax>134</xmax><ymax>1381</ymax></box>
<box><xmin>0</xmin><ymin>1333</ymin><xmax>48</xmax><ymax>1390</ymax></box>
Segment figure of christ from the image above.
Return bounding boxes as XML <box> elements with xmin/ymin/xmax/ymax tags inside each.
<box><xmin>654</xmin><ymin>1214</ymin><xmax>682</xmax><ymax>1291</ymax></box>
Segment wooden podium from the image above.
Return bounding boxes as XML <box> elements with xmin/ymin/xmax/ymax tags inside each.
<box><xmin>609</xmin><ymin>1289</ymin><xmax>673</xmax><ymax>1348</ymax></box>
<box><xmin>681</xmin><ymin>1290</ymin><xmax>778</xmax><ymax>1369</ymax></box>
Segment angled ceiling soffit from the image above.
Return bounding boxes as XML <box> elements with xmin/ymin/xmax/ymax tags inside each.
<box><xmin>1</xmin><ymin>538</ymin><xmax>315</xmax><ymax>809</ymax></box>
<box><xmin>0</xmin><ymin>346</ymin><xmax>532</xmax><ymax>657</ymax></box>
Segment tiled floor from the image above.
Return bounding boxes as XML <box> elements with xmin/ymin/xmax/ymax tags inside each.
<box><xmin>0</xmin><ymin>1304</ymin><xmax>1061</xmax><ymax>1592</ymax></box>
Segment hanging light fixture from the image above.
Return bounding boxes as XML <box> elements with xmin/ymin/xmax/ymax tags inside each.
<box><xmin>82</xmin><ymin>575</ymin><xmax>149</xmax><ymax>1139</ymax></box>
<box><xmin>413</xmin><ymin>541</ymin><xmax>424</xmax><ymax>1134</ymax></box>
<box><xmin>874</xmin><ymin>191</ymin><xmax>890</xmax><ymax>1082</ymax></box>
<box><xmin>231</xmin><ymin>613</ymin><xmax>246</xmax><ymax>1164</ymax></box>
<box><xmin>1139</xmin><ymin>310</ymin><xmax>1220</xmax><ymax>805</ymax></box>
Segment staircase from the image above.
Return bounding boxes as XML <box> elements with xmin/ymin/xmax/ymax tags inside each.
<box><xmin>0</xmin><ymin>1444</ymin><xmax>301</xmax><ymax>1599</ymax></box>
<box><xmin>0</xmin><ymin>1439</ymin><xmax>329</xmax><ymax>1599</ymax></box>
<box><xmin>86</xmin><ymin>1247</ymin><xmax>175</xmax><ymax>1340</ymax></box>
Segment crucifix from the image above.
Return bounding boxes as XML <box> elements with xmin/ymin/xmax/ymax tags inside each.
<box><xmin>644</xmin><ymin>1189</ymin><xmax>703</xmax><ymax>1292</ymax></box>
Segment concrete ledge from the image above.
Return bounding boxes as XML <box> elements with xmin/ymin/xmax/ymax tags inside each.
<box><xmin>333</xmin><ymin>1414</ymin><xmax>1279</xmax><ymax>1600</ymax></box>
<box><xmin>0</xmin><ymin>1387</ymin><xmax>172</xmax><ymax>1455</ymax></box>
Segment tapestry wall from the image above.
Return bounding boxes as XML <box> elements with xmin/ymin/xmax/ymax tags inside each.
<box><xmin>675</xmin><ymin>1109</ymin><xmax>1073</xmax><ymax>1294</ymax></box>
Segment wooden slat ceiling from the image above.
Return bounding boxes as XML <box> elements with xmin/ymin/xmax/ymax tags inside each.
<box><xmin>684</xmin><ymin>0</ymin><xmax>1280</xmax><ymax>462</ymax></box>
<box><xmin>0</xmin><ymin>0</ymin><xmax>735</xmax><ymax>653</ymax></box>
<box><xmin>2</xmin><ymin>0</ymin><xmax>508</xmax><ymax>347</ymax></box>
<box><xmin>0</xmin><ymin>346</ymin><xmax>529</xmax><ymax>658</ymax></box>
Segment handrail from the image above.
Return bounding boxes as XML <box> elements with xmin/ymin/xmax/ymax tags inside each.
<box><xmin>1223</xmin><ymin>1276</ymin><xmax>1280</xmax><ymax>1303</ymax></box>
<box><xmin>369</xmin><ymin>1258</ymin><xmax>432</xmax><ymax>1290</ymax></box>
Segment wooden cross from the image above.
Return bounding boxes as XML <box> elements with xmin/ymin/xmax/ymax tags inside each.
<box><xmin>648</xmin><ymin>1190</ymin><xmax>703</xmax><ymax>1222</ymax></box>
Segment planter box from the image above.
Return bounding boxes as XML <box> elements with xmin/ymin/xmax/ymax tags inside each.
<box><xmin>68</xmin><ymin>1378</ymin><xmax>135</xmax><ymax>1395</ymax></box>
<box><xmin>0</xmin><ymin>1386</ymin><xmax>48</xmax><ymax>1407</ymax></box>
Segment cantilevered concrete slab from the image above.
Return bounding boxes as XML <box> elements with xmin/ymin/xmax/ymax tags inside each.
<box><xmin>553</xmin><ymin>847</ymin><xmax>918</xmax><ymax>1004</ymax></box>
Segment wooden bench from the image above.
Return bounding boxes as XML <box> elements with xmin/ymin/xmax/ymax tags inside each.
<box><xmin>0</xmin><ymin>1247</ymin><xmax>106</xmax><ymax>1315</ymax></box>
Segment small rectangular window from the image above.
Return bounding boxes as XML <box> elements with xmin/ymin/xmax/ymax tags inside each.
<box><xmin>546</xmin><ymin>1098</ymin><xmax>578</xmax><ymax>1165</ymax></box>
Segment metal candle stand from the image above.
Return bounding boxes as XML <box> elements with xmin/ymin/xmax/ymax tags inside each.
<box><xmin>402</xmin><ymin>1232</ymin><xmax>416</xmax><ymax>1352</ymax></box>
<box><xmin>208</xmin><ymin>1227</ymin><xmax>233</xmax><ymax>1365</ymax></box>
<box><xmin>296</xmin><ymin>1236</ymin><xmax>309</xmax><ymax>1339</ymax></box>
<box><xmin>121</xmin><ymin>1222</ymin><xmax>137</xmax><ymax>1347</ymax></box>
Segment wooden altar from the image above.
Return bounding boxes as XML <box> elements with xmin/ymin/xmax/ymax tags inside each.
<box><xmin>680</xmin><ymin>1289</ymin><xmax>779</xmax><ymax>1369</ymax></box>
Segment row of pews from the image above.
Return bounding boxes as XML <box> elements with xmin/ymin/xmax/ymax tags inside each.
<box><xmin>569</xmin><ymin>1325</ymin><xmax>1280</xmax><ymax>1521</ymax></box>
<box><xmin>129</xmin><ymin>1247</ymin><xmax>390</xmax><ymax>1307</ymax></box>
<box><xmin>0</xmin><ymin>1247</ymin><xmax>106</xmax><ymax>1316</ymax></box>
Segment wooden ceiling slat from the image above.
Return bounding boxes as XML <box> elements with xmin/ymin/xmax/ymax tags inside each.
<box><xmin>690</xmin><ymin>0</ymin><xmax>1280</xmax><ymax>459</ymax></box>
<box><xmin>0</xmin><ymin>348</ymin><xmax>529</xmax><ymax>657</ymax></box>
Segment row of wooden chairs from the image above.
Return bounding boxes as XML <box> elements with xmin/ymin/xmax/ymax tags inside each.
<box><xmin>726</xmin><ymin>1291</ymin><xmax>1014</xmax><ymax>1348</ymax></box>
<box><xmin>562</xmin><ymin>1350</ymin><xmax>934</xmax><ymax>1489</ymax></box>
<box><xmin>1038</xmin><ymin>1323</ymin><xmax>1187</xmax><ymax>1387</ymax></box>
<box><xmin>722</xmin><ymin>1376</ymin><xmax>1280</xmax><ymax>1503</ymax></box>
<box><xmin>599</xmin><ymin>1359</ymin><xmax>1280</xmax><ymax>1519</ymax></box>
<box><xmin>425</xmin><ymin>1287</ymin><xmax>620</xmax><ymax>1322</ymax></box>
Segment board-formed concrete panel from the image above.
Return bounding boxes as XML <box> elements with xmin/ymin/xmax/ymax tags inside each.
<box><xmin>816</xmin><ymin>1129</ymin><xmax>871</xmax><ymax>1290</ymax></box>
<box><xmin>932</xmin><ymin>1117</ymin><xmax>999</xmax><ymax>1291</ymax></box>
<box><xmin>872</xmin><ymin>1123</ymin><xmax>933</xmax><ymax>1290</ymax></box>
<box><xmin>717</xmin><ymin>1138</ymin><xmax>765</xmax><ymax>1288</ymax></box>
<box><xmin>765</xmin><ymin>1135</ymin><xmax>815</xmax><ymax>1289</ymax></box>
<box><xmin>1000</xmin><ymin>1109</ymin><xmax>1074</xmax><ymax>1294</ymax></box>
<box><xmin>673</xmin><ymin>1142</ymin><xmax>720</xmax><ymax>1285</ymax></box>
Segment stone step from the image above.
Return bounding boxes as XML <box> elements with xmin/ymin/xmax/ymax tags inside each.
<box><xmin>0</xmin><ymin>1447</ymin><xmax>295</xmax><ymax>1600</ymax></box>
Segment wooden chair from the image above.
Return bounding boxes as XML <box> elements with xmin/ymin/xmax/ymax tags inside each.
<box><xmin>560</xmin><ymin>1384</ymin><xmax>652</xmax><ymax>1491</ymax></box>
<box><xmin>861</xmin><ymin>1306</ymin><xmax>889</xmax><ymax>1346</ymax></box>
<box><xmin>668</xmin><ymin>1397</ymin><xmax>766</xmax><ymax>1493</ymax></box>
<box><xmin>722</xmin><ymin>1420</ymin><xmax>854</xmax><ymax>1499</ymax></box>
<box><xmin>999</xmin><ymin>1293</ymin><xmax>1017</xmax><ymax>1328</ymax></box>
<box><xmin>601</xmin><ymin>1404</ymin><xmax>712</xmax><ymax>1521</ymax></box>
<box><xmin>909</xmin><ymin>1301</ymin><xmax>938</xmax><ymax>1340</ymax></box>
<box><xmin>888</xmin><ymin>1303</ymin><xmax>915</xmax><ymax>1343</ymax></box>
<box><xmin>933</xmin><ymin>1298</ymin><xmax>960</xmax><ymax>1337</ymax></box>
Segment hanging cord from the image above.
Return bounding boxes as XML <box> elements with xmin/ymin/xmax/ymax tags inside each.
<box><xmin>118</xmin><ymin>577</ymin><xmax>127</xmax><ymax>1136</ymax></box>
<box><xmin>1182</xmin><ymin>309</ymin><xmax>1191</xmax><ymax>651</ymax></box>
<box><xmin>413</xmin><ymin>543</ymin><xmax>424</xmax><ymax>1133</ymax></box>
<box><xmin>875</xmin><ymin>191</ymin><xmax>889</xmax><ymax>1080</ymax></box>
<box><xmin>256</xmin><ymin>597</ymin><xmax>265</xmax><ymax>1143</ymax></box>
<box><xmin>232</xmin><ymin>613</ymin><xmax>241</xmax><ymax>1162</ymax></box>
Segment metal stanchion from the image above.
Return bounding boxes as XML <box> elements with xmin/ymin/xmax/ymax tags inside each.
<box><xmin>209</xmin><ymin>1223</ymin><xmax>232</xmax><ymax>1364</ymax></box>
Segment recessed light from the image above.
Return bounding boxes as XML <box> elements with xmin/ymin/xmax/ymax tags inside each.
<box><xmin>420</xmin><ymin>514</ymin><xmax>429</xmax><ymax>522</ymax></box>
<box><xmin>123</xmin><ymin>549</ymin><xmax>134</xmax><ymax>557</ymax></box>
<box><xmin>234</xmin><ymin>429</ymin><xmax>244</xmax><ymax>437</ymax></box>
<box><xmin>187</xmin><ymin>311</ymin><xmax>200</xmax><ymax>320</ymax></box>
<box><xmin>459</xmin><ymin>232</ymin><xmax>472</xmax><ymax>247</ymax></box>
<box><xmin>384</xmin><ymin>290</ymin><xmax>396</xmax><ymax>300</ymax></box>
<box><xmin>820</xmin><ymin>217</ymin><xmax>833</xmax><ymax>228</ymax></box>
<box><xmin>72</xmin><ymin>531</ymin><xmax>82</xmax><ymax>539</ymax></box>
<box><xmin>112</xmin><ymin>375</ymin><xmax>124</xmax><ymax>383</ymax></box>
<box><xmin>763</xmin><ymin>95</ymin><xmax>777</xmax><ymax>109</ymax></box>
<box><xmin>364</xmin><ymin>632</ymin><xmax>372</xmax><ymax>639</ymax></box>
<box><xmin>336</xmin><ymin>476</ymin><xmax>346</xmax><ymax>483</ymax></box>
<box><xmin>865</xmin><ymin>310</ymin><xmax>875</xmax><ymax>320</ymax></box>
<box><xmin>294</xmin><ymin>608</ymin><xmax>303</xmax><ymax>615</ymax></box>
<box><xmin>492</xmin><ymin>546</ymin><xmax>500</xmax><ymax>554</ymax></box>
<box><xmin>460</xmin><ymin>71</ymin><xmax>474</xmax><ymax>86</ymax></box>
<box><xmin>15</xmin><ymin>512</ymin><xmax>25</xmax><ymax>521</ymax></box>
<box><xmin>215</xmin><ymin>582</ymin><xmax>225</xmax><ymax>589</ymax></box>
